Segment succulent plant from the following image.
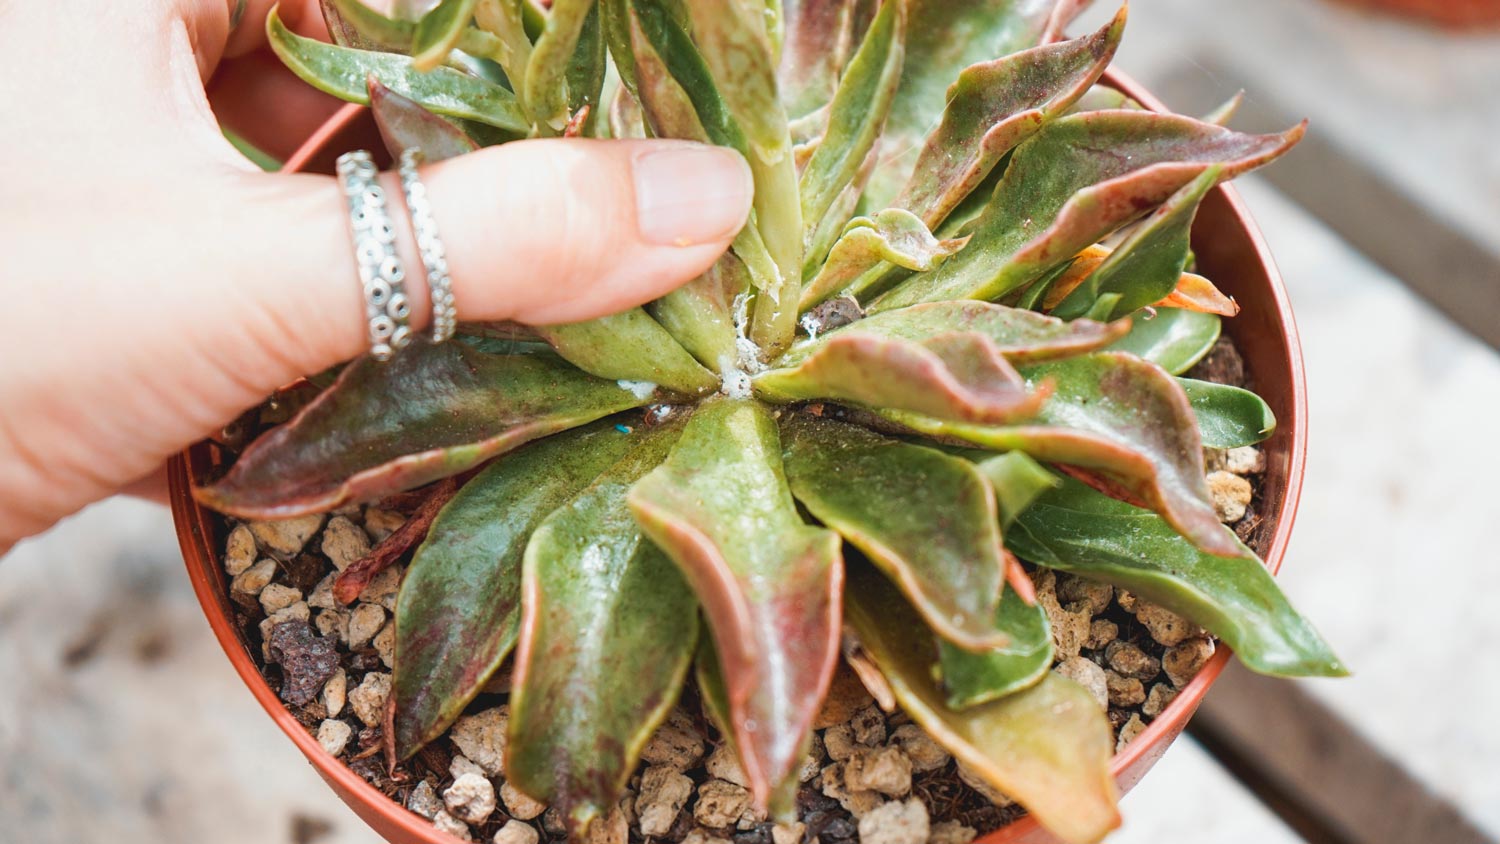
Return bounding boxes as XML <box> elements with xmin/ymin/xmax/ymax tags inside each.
<box><xmin>197</xmin><ymin>2</ymin><xmax>1347</xmax><ymax>841</ymax></box>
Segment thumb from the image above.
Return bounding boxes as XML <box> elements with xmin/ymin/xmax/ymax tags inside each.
<box><xmin>231</xmin><ymin>136</ymin><xmax>754</xmax><ymax>386</ymax></box>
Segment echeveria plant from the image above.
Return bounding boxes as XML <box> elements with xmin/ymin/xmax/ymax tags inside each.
<box><xmin>196</xmin><ymin>1</ymin><xmax>1346</xmax><ymax>841</ymax></box>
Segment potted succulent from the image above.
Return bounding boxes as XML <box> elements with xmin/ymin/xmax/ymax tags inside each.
<box><xmin>171</xmin><ymin>2</ymin><xmax>1345</xmax><ymax>843</ymax></box>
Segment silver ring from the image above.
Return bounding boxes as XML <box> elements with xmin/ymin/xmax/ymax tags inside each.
<box><xmin>398</xmin><ymin>148</ymin><xmax>458</xmax><ymax>343</ymax></box>
<box><xmin>336</xmin><ymin>150</ymin><xmax>413</xmax><ymax>361</ymax></box>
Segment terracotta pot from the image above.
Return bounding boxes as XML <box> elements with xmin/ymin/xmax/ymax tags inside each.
<box><xmin>1329</xmin><ymin>0</ymin><xmax>1500</xmax><ymax>28</ymax></box>
<box><xmin>169</xmin><ymin>70</ymin><xmax>1309</xmax><ymax>844</ymax></box>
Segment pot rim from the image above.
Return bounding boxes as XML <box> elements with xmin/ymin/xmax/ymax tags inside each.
<box><xmin>168</xmin><ymin>68</ymin><xmax>1308</xmax><ymax>844</ymax></box>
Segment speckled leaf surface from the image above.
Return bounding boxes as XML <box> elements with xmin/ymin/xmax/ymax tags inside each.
<box><xmin>628</xmin><ymin>399</ymin><xmax>842</xmax><ymax>808</ymax></box>
<box><xmin>801</xmin><ymin>209</ymin><xmax>968</xmax><ymax>309</ymax></box>
<box><xmin>887</xmin><ymin>351</ymin><xmax>1242</xmax><ymax>558</ymax></box>
<box><xmin>1008</xmin><ymin>477</ymin><xmax>1347</xmax><ymax>678</ymax></box>
<box><xmin>687</xmin><ymin>0</ymin><xmax>788</xmax><ymax>162</ymax></box>
<box><xmin>798</xmin><ymin>0</ymin><xmax>904</xmax><ymax>242</ymax></box>
<box><xmin>783</xmin><ymin>301</ymin><xmax>1129</xmax><ymax>367</ymax></box>
<box><xmin>411</xmin><ymin>0</ymin><xmax>479</xmax><ymax>70</ymax></box>
<box><xmin>369</xmin><ymin>76</ymin><xmax>479</xmax><ymax>161</ymax></box>
<box><xmin>777</xmin><ymin>0</ymin><xmax>861</xmax><ymax>118</ymax></box>
<box><xmin>781</xmin><ymin>415</ymin><xmax>1009</xmax><ymax>650</ymax></box>
<box><xmin>970</xmin><ymin>451</ymin><xmax>1059</xmax><ymax>528</ymax></box>
<box><xmin>507</xmin><ymin>423</ymin><xmax>697</xmax><ymax>832</ymax></box>
<box><xmin>871</xmin><ymin>112</ymin><xmax>1304</xmax><ymax>312</ymax></box>
<box><xmin>863</xmin><ymin>0</ymin><xmax>1071</xmax><ymax>207</ymax></box>
<box><xmin>1179</xmin><ymin>378</ymin><xmax>1277</xmax><ymax>448</ymax></box>
<box><xmin>535</xmin><ymin>310</ymin><xmax>718</xmax><ymax>395</ymax></box>
<box><xmin>268</xmin><ymin>10</ymin><xmax>527</xmax><ymax>132</ymax></box>
<box><xmin>937</xmin><ymin>585</ymin><xmax>1053</xmax><ymax>708</ymax></box>
<box><xmin>195</xmin><ymin>342</ymin><xmax>649</xmax><ymax>518</ymax></box>
<box><xmin>1051</xmin><ymin>166</ymin><xmax>1220</xmax><ymax>320</ymax></box>
<box><xmin>1105</xmin><ymin>307</ymin><xmax>1220</xmax><ymax>375</ymax></box>
<box><xmin>391</xmin><ymin>423</ymin><xmax>642</xmax><ymax>759</ymax></box>
<box><xmin>845</xmin><ymin>563</ymin><xmax>1120</xmax><ymax>844</ymax></box>
<box><xmin>894</xmin><ymin>9</ymin><xmax>1124</xmax><ymax>229</ymax></box>
<box><xmin>755</xmin><ymin>331</ymin><xmax>1047</xmax><ymax>425</ymax></box>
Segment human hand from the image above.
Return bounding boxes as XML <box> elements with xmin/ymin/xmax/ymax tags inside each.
<box><xmin>0</xmin><ymin>0</ymin><xmax>754</xmax><ymax>552</ymax></box>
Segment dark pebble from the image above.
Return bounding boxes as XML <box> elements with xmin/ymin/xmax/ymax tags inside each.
<box><xmin>734</xmin><ymin>823</ymin><xmax>773</xmax><ymax>844</ymax></box>
<box><xmin>267</xmin><ymin>620</ymin><xmax>339</xmax><ymax>706</ymax></box>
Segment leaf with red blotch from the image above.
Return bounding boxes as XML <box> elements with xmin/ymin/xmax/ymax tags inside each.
<box><xmin>390</xmin><ymin>421</ymin><xmax>643</xmax><ymax>760</ymax></box>
<box><xmin>893</xmin><ymin>8</ymin><xmax>1126</xmax><ymax>229</ymax></box>
<box><xmin>368</xmin><ymin>76</ymin><xmax>479</xmax><ymax>162</ymax></box>
<box><xmin>886</xmin><ymin>351</ymin><xmax>1247</xmax><ymax>559</ymax></box>
<box><xmin>871</xmin><ymin>112</ymin><xmax>1304</xmax><ymax>312</ymax></box>
<box><xmin>506</xmin><ymin>420</ymin><xmax>697</xmax><ymax>834</ymax></box>
<box><xmin>194</xmin><ymin>341</ymin><xmax>650</xmax><ymax>519</ymax></box>
<box><xmin>628</xmin><ymin>399</ymin><xmax>842</xmax><ymax>814</ymax></box>
<box><xmin>845</xmin><ymin>562</ymin><xmax>1120</xmax><ymax>844</ymax></box>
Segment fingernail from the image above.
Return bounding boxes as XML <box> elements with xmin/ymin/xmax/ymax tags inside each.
<box><xmin>633</xmin><ymin>144</ymin><xmax>753</xmax><ymax>247</ymax></box>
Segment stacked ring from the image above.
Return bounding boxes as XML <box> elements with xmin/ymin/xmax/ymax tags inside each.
<box><xmin>397</xmin><ymin>148</ymin><xmax>458</xmax><ymax>343</ymax></box>
<box><xmin>335</xmin><ymin>150</ymin><xmax>413</xmax><ymax>361</ymax></box>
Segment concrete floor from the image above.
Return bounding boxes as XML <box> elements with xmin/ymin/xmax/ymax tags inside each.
<box><xmin>3</xmin><ymin>2</ymin><xmax>1499</xmax><ymax>842</ymax></box>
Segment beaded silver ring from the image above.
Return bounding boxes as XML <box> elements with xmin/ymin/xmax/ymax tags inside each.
<box><xmin>336</xmin><ymin>150</ymin><xmax>412</xmax><ymax>361</ymax></box>
<box><xmin>397</xmin><ymin>148</ymin><xmax>458</xmax><ymax>343</ymax></box>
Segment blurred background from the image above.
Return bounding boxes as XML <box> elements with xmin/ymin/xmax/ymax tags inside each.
<box><xmin>3</xmin><ymin>1</ymin><xmax>1498</xmax><ymax>842</ymax></box>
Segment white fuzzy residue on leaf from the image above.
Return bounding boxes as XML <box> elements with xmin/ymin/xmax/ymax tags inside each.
<box><xmin>616</xmin><ymin>380</ymin><xmax>657</xmax><ymax>400</ymax></box>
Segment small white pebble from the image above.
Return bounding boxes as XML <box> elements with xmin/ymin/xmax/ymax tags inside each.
<box><xmin>321</xmin><ymin>515</ymin><xmax>371</xmax><ymax>571</ymax></box>
<box><xmin>889</xmin><ymin>724</ymin><xmax>949</xmax><ymax>773</ymax></box>
<box><xmin>347</xmin><ymin>603</ymin><xmax>386</xmax><ymax>650</ymax></box>
<box><xmin>1224</xmin><ymin>445</ymin><xmax>1266</xmax><ymax>475</ymax></box>
<box><xmin>1053</xmin><ymin>656</ymin><xmax>1109</xmax><ymax>711</ymax></box>
<box><xmin>636</xmin><ymin>766</ymin><xmax>693</xmax><ymax>836</ymax></box>
<box><xmin>259</xmin><ymin>583</ymin><xmax>304</xmax><ymax>615</ymax></box>
<box><xmin>1116</xmin><ymin>713</ymin><xmax>1148</xmax><ymax>752</ymax></box>
<box><xmin>348</xmin><ymin>672</ymin><xmax>391</xmax><ymax>728</ymax></box>
<box><xmin>444</xmin><ymin>773</ymin><xmax>498</xmax><ymax>825</ymax></box>
<box><xmin>248</xmin><ymin>514</ymin><xmax>324</xmax><ymax>558</ymax></box>
<box><xmin>694</xmin><ymin>780</ymin><xmax>751</xmax><ymax>829</ymax></box>
<box><xmin>1207</xmin><ymin>471</ymin><xmax>1252</xmax><ymax>522</ymax></box>
<box><xmin>231</xmin><ymin>558</ymin><xmax>277</xmax><ymax>596</ymax></box>
<box><xmin>856</xmin><ymin>798</ymin><xmax>928</xmax><ymax>844</ymax></box>
<box><xmin>223</xmin><ymin>524</ymin><xmax>258</xmax><ymax>576</ymax></box>
<box><xmin>433</xmin><ymin>808</ymin><xmax>474</xmax><ymax>841</ymax></box>
<box><xmin>374</xmin><ymin>620</ymin><xmax>396</xmax><ymax>668</ymax></box>
<box><xmin>451</xmin><ymin>707</ymin><xmax>510</xmax><ymax>776</ymax></box>
<box><xmin>321</xmin><ymin>670</ymin><xmax>347</xmax><ymax>718</ymax></box>
<box><xmin>493</xmin><ymin>820</ymin><xmax>539</xmax><ymax>844</ymax></box>
<box><xmin>705</xmin><ymin>743</ymin><xmax>749</xmax><ymax>788</ymax></box>
<box><xmin>451</xmin><ymin>755</ymin><xmax>487</xmax><ymax>779</ymax></box>
<box><xmin>363</xmin><ymin>508</ymin><xmax>406</xmax><ymax>542</ymax></box>
<box><xmin>407</xmin><ymin>780</ymin><xmax>443</xmax><ymax>819</ymax></box>
<box><xmin>501</xmin><ymin>780</ymin><xmax>547</xmax><ymax>821</ymax></box>
<box><xmin>316</xmin><ymin>719</ymin><xmax>352</xmax><ymax>757</ymax></box>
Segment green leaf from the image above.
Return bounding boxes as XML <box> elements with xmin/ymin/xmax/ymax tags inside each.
<box><xmin>368</xmin><ymin>76</ymin><xmax>479</xmax><ymax>161</ymax></box>
<box><xmin>526</xmin><ymin>0</ymin><xmax>597</xmax><ymax>131</ymax></box>
<box><xmin>535</xmin><ymin>310</ymin><xmax>719</xmax><ymax>395</ymax></box>
<box><xmin>782</xmin><ymin>301</ymin><xmax>1130</xmax><ymax>367</ymax></box>
<box><xmin>564</xmin><ymin>3</ymin><xmax>607</xmax><ymax>134</ymax></box>
<box><xmin>1106</xmin><ymin>307</ymin><xmax>1221</xmax><ymax>375</ymax></box>
<box><xmin>647</xmin><ymin>251</ymin><xmax>751</xmax><ymax>373</ymax></box>
<box><xmin>628</xmin><ymin>0</ymin><xmax>749</xmax><ymax>152</ymax></box>
<box><xmin>798</xmin><ymin>0</ymin><xmax>905</xmax><ymax>243</ymax></box>
<box><xmin>755</xmin><ymin>331</ymin><xmax>1046</xmax><ymax>425</ymax></box>
<box><xmin>1052</xmin><ymin>167</ymin><xmax>1220</xmax><ymax>320</ymax></box>
<box><xmin>970</xmin><ymin>451</ymin><xmax>1059</xmax><ymax>528</ymax></box>
<box><xmin>474</xmin><ymin>0</ymin><xmax>535</xmax><ymax>109</ymax></box>
<box><xmin>845</xmin><ymin>562</ymin><xmax>1120</xmax><ymax>844</ymax></box>
<box><xmin>894</xmin><ymin>8</ymin><xmax>1125</xmax><ymax>229</ymax></box>
<box><xmin>801</xmin><ymin>209</ymin><xmax>968</xmax><ymax>310</ymax></box>
<box><xmin>628</xmin><ymin>399</ymin><xmax>842</xmax><ymax>808</ymax></box>
<box><xmin>864</xmin><ymin>0</ymin><xmax>1077</xmax><ymax>209</ymax></box>
<box><xmin>268</xmin><ymin>9</ymin><xmax>528</xmax><ymax>132</ymax></box>
<box><xmin>391</xmin><ymin>422</ymin><xmax>641</xmax><ymax>759</ymax></box>
<box><xmin>781</xmin><ymin>415</ymin><xmax>1009</xmax><ymax>650</ymax></box>
<box><xmin>871</xmin><ymin>112</ymin><xmax>1305</xmax><ymax>312</ymax></box>
<box><xmin>412</xmin><ymin>0</ymin><xmax>480</xmax><ymax>70</ymax></box>
<box><xmin>886</xmin><ymin>351</ymin><xmax>1242</xmax><ymax>559</ymax></box>
<box><xmin>686</xmin><ymin>0</ymin><xmax>790</xmax><ymax>163</ymax></box>
<box><xmin>195</xmin><ymin>341</ymin><xmax>648</xmax><ymax>518</ymax></box>
<box><xmin>1180</xmin><ymin>378</ymin><xmax>1277</xmax><ymax>448</ymax></box>
<box><xmin>508</xmin><ymin>422</ymin><xmax>698</xmax><ymax>832</ymax></box>
<box><xmin>1009</xmin><ymin>477</ymin><xmax>1348</xmax><ymax>678</ymax></box>
<box><xmin>937</xmin><ymin>587</ymin><xmax>1053</xmax><ymax>708</ymax></box>
<box><xmin>326</xmin><ymin>0</ymin><xmax>419</xmax><ymax>49</ymax></box>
